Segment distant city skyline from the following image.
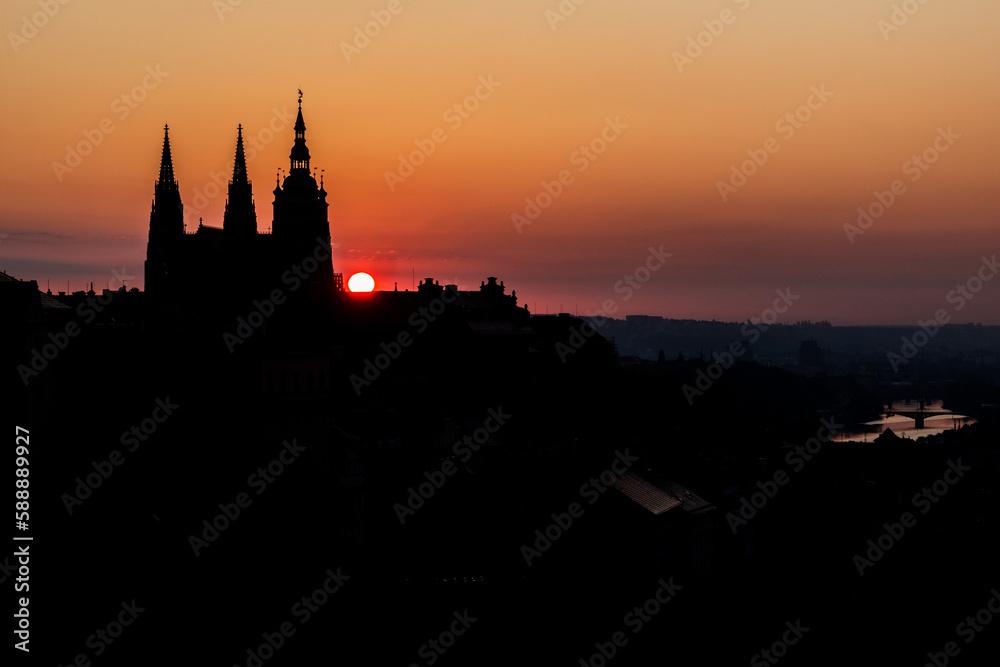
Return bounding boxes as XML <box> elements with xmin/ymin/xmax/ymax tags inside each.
<box><xmin>2</xmin><ymin>0</ymin><xmax>999</xmax><ymax>325</ymax></box>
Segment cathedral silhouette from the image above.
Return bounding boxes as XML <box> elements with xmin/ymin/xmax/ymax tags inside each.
<box><xmin>144</xmin><ymin>94</ymin><xmax>340</xmax><ymax>300</ymax></box>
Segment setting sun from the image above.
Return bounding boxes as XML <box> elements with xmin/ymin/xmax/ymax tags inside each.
<box><xmin>348</xmin><ymin>272</ymin><xmax>375</xmax><ymax>292</ymax></box>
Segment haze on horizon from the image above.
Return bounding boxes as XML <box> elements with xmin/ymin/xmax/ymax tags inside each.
<box><xmin>1</xmin><ymin>0</ymin><xmax>998</xmax><ymax>325</ymax></box>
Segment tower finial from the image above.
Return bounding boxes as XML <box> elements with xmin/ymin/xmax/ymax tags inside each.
<box><xmin>289</xmin><ymin>93</ymin><xmax>310</xmax><ymax>173</ymax></box>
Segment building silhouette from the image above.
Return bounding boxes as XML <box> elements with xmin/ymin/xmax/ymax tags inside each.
<box><xmin>144</xmin><ymin>95</ymin><xmax>338</xmax><ymax>300</ymax></box>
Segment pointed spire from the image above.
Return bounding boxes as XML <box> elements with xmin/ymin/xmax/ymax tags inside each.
<box><xmin>148</xmin><ymin>124</ymin><xmax>184</xmax><ymax>295</ymax></box>
<box><xmin>223</xmin><ymin>124</ymin><xmax>257</xmax><ymax>237</ymax></box>
<box><xmin>158</xmin><ymin>124</ymin><xmax>177</xmax><ymax>188</ymax></box>
<box><xmin>295</xmin><ymin>88</ymin><xmax>305</xmax><ymax>133</ymax></box>
<box><xmin>294</xmin><ymin>112</ymin><xmax>306</xmax><ymax>134</ymax></box>
<box><xmin>232</xmin><ymin>124</ymin><xmax>248</xmax><ymax>185</ymax></box>
<box><xmin>289</xmin><ymin>91</ymin><xmax>310</xmax><ymax>174</ymax></box>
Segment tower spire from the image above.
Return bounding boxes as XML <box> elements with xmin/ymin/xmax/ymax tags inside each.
<box><xmin>158</xmin><ymin>124</ymin><xmax>177</xmax><ymax>189</ymax></box>
<box><xmin>271</xmin><ymin>90</ymin><xmax>331</xmax><ymax>289</ymax></box>
<box><xmin>146</xmin><ymin>124</ymin><xmax>184</xmax><ymax>297</ymax></box>
<box><xmin>289</xmin><ymin>90</ymin><xmax>310</xmax><ymax>174</ymax></box>
<box><xmin>151</xmin><ymin>124</ymin><xmax>181</xmax><ymax>220</ymax></box>
<box><xmin>224</xmin><ymin>124</ymin><xmax>256</xmax><ymax>237</ymax></box>
<box><xmin>232</xmin><ymin>124</ymin><xmax>248</xmax><ymax>185</ymax></box>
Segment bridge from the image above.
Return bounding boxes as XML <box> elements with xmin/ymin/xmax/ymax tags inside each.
<box><xmin>884</xmin><ymin>399</ymin><xmax>953</xmax><ymax>429</ymax></box>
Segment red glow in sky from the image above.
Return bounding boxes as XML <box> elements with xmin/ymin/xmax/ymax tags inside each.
<box><xmin>1</xmin><ymin>1</ymin><xmax>999</xmax><ymax>324</ymax></box>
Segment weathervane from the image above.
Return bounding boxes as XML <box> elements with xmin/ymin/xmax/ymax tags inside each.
<box><xmin>298</xmin><ymin>88</ymin><xmax>303</xmax><ymax>104</ymax></box>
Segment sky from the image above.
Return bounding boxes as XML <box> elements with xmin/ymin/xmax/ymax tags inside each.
<box><xmin>1</xmin><ymin>0</ymin><xmax>999</xmax><ymax>324</ymax></box>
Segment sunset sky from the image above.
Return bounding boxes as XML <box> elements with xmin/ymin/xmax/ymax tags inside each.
<box><xmin>2</xmin><ymin>0</ymin><xmax>999</xmax><ymax>324</ymax></box>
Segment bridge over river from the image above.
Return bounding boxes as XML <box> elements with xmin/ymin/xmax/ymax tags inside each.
<box><xmin>835</xmin><ymin>399</ymin><xmax>976</xmax><ymax>442</ymax></box>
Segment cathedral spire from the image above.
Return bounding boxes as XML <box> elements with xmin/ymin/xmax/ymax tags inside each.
<box><xmin>289</xmin><ymin>91</ymin><xmax>310</xmax><ymax>174</ymax></box>
<box><xmin>158</xmin><ymin>125</ymin><xmax>177</xmax><ymax>189</ymax></box>
<box><xmin>151</xmin><ymin>124</ymin><xmax>181</xmax><ymax>223</ymax></box>
<box><xmin>147</xmin><ymin>124</ymin><xmax>184</xmax><ymax>297</ymax></box>
<box><xmin>271</xmin><ymin>90</ymin><xmax>331</xmax><ymax>288</ymax></box>
<box><xmin>224</xmin><ymin>124</ymin><xmax>257</xmax><ymax>238</ymax></box>
<box><xmin>232</xmin><ymin>124</ymin><xmax>248</xmax><ymax>185</ymax></box>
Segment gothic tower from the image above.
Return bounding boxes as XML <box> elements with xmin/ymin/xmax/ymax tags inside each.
<box><xmin>272</xmin><ymin>93</ymin><xmax>333</xmax><ymax>287</ymax></box>
<box><xmin>222</xmin><ymin>125</ymin><xmax>257</xmax><ymax>239</ymax></box>
<box><xmin>145</xmin><ymin>125</ymin><xmax>184</xmax><ymax>296</ymax></box>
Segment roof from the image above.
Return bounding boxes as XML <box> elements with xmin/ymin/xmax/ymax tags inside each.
<box><xmin>0</xmin><ymin>270</ymin><xmax>71</xmax><ymax>310</ymax></box>
<box><xmin>612</xmin><ymin>471</ymin><xmax>712</xmax><ymax>516</ymax></box>
<box><xmin>38</xmin><ymin>291</ymin><xmax>70</xmax><ymax>309</ymax></box>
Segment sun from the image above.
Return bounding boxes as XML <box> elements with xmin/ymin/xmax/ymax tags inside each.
<box><xmin>348</xmin><ymin>272</ymin><xmax>375</xmax><ymax>292</ymax></box>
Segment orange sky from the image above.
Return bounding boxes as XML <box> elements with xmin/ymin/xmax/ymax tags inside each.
<box><xmin>2</xmin><ymin>0</ymin><xmax>999</xmax><ymax>324</ymax></box>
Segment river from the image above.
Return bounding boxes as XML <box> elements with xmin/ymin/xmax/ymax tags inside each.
<box><xmin>833</xmin><ymin>399</ymin><xmax>977</xmax><ymax>442</ymax></box>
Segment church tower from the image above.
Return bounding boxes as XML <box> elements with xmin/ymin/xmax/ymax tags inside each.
<box><xmin>272</xmin><ymin>93</ymin><xmax>333</xmax><ymax>287</ymax></box>
<box><xmin>145</xmin><ymin>125</ymin><xmax>184</xmax><ymax>296</ymax></box>
<box><xmin>222</xmin><ymin>125</ymin><xmax>257</xmax><ymax>239</ymax></box>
